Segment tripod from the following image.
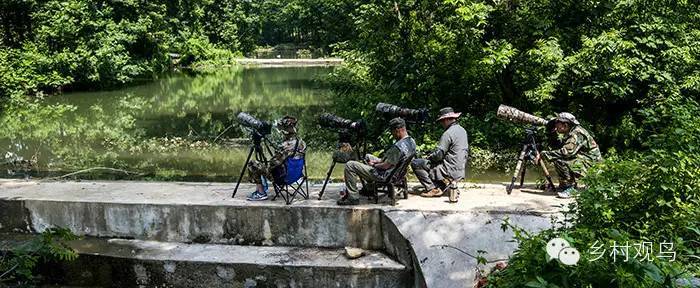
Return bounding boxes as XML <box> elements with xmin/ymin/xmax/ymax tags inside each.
<box><xmin>232</xmin><ymin>131</ymin><xmax>273</xmax><ymax>198</ymax></box>
<box><xmin>318</xmin><ymin>134</ymin><xmax>366</xmax><ymax>200</ymax></box>
<box><xmin>506</xmin><ymin>127</ymin><xmax>556</xmax><ymax>194</ymax></box>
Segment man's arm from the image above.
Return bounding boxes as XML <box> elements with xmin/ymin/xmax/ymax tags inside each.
<box><xmin>271</xmin><ymin>138</ymin><xmax>304</xmax><ymax>165</ymax></box>
<box><xmin>428</xmin><ymin>131</ymin><xmax>451</xmax><ymax>164</ymax></box>
<box><xmin>541</xmin><ymin>134</ymin><xmax>582</xmax><ymax>161</ymax></box>
<box><xmin>371</xmin><ymin>146</ymin><xmax>401</xmax><ymax>170</ymax></box>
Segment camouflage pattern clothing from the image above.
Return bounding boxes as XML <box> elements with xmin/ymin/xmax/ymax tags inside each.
<box><xmin>248</xmin><ymin>136</ymin><xmax>306</xmax><ymax>184</ymax></box>
<box><xmin>541</xmin><ymin>125</ymin><xmax>602</xmax><ymax>185</ymax></box>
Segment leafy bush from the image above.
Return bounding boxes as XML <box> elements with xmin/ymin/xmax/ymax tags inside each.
<box><xmin>485</xmin><ymin>96</ymin><xmax>700</xmax><ymax>287</ymax></box>
<box><xmin>0</xmin><ymin>228</ymin><xmax>79</xmax><ymax>285</ymax></box>
<box><xmin>331</xmin><ymin>0</ymin><xmax>700</xmax><ymax>153</ymax></box>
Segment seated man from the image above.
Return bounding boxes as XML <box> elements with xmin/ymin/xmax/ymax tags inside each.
<box><xmin>411</xmin><ymin>107</ymin><xmax>469</xmax><ymax>197</ymax></box>
<box><xmin>536</xmin><ymin>112</ymin><xmax>602</xmax><ymax>198</ymax></box>
<box><xmin>338</xmin><ymin>118</ymin><xmax>416</xmax><ymax>205</ymax></box>
<box><xmin>247</xmin><ymin>116</ymin><xmax>307</xmax><ymax>201</ymax></box>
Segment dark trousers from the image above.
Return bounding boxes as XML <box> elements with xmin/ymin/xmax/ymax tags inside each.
<box><xmin>411</xmin><ymin>158</ymin><xmax>448</xmax><ymax>191</ymax></box>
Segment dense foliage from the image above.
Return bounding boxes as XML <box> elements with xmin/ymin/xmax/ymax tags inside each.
<box><xmin>0</xmin><ymin>0</ymin><xmax>236</xmax><ymax>100</ymax></box>
<box><xmin>0</xmin><ymin>228</ymin><xmax>78</xmax><ymax>285</ymax></box>
<box><xmin>331</xmin><ymin>0</ymin><xmax>700</xmax><ymax>152</ymax></box>
<box><xmin>0</xmin><ymin>0</ymin><xmax>358</xmax><ymax>101</ymax></box>
<box><xmin>327</xmin><ymin>0</ymin><xmax>700</xmax><ymax>286</ymax></box>
<box><xmin>485</xmin><ymin>96</ymin><xmax>699</xmax><ymax>287</ymax></box>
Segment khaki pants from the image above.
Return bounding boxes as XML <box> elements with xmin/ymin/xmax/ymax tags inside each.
<box><xmin>344</xmin><ymin>159</ymin><xmax>380</xmax><ymax>196</ymax></box>
<box><xmin>553</xmin><ymin>158</ymin><xmax>591</xmax><ymax>186</ymax></box>
<box><xmin>410</xmin><ymin>158</ymin><xmax>452</xmax><ymax>191</ymax></box>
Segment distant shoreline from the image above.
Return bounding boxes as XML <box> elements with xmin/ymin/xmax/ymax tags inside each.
<box><xmin>234</xmin><ymin>58</ymin><xmax>343</xmax><ymax>67</ymax></box>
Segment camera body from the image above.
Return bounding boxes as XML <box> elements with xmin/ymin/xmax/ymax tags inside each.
<box><xmin>375</xmin><ymin>102</ymin><xmax>429</xmax><ymax>123</ymax></box>
<box><xmin>237</xmin><ymin>112</ymin><xmax>272</xmax><ymax>136</ymax></box>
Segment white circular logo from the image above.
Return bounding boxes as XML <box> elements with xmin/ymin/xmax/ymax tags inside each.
<box><xmin>558</xmin><ymin>247</ymin><xmax>581</xmax><ymax>265</ymax></box>
<box><xmin>546</xmin><ymin>238</ymin><xmax>571</xmax><ymax>259</ymax></box>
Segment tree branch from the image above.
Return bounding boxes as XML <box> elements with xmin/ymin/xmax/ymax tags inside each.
<box><xmin>43</xmin><ymin>167</ymin><xmax>144</xmax><ymax>181</ymax></box>
<box><xmin>430</xmin><ymin>244</ymin><xmax>508</xmax><ymax>263</ymax></box>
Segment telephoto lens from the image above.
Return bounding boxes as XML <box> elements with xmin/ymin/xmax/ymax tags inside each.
<box><xmin>237</xmin><ymin>112</ymin><xmax>272</xmax><ymax>135</ymax></box>
<box><xmin>496</xmin><ymin>105</ymin><xmax>548</xmax><ymax>126</ymax></box>
<box><xmin>375</xmin><ymin>102</ymin><xmax>429</xmax><ymax>123</ymax></box>
<box><xmin>318</xmin><ymin>113</ymin><xmax>366</xmax><ymax>134</ymax></box>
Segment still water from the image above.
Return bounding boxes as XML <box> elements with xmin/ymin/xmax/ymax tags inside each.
<box><xmin>2</xmin><ymin>66</ymin><xmax>518</xmax><ymax>183</ymax></box>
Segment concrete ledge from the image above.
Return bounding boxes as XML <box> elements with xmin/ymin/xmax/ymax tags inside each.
<box><xmin>1</xmin><ymin>200</ymin><xmax>385</xmax><ymax>250</ymax></box>
<box><xmin>0</xmin><ymin>234</ymin><xmax>409</xmax><ymax>288</ymax></box>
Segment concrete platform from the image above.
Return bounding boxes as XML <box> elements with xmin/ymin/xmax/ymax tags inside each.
<box><xmin>0</xmin><ymin>179</ymin><xmax>568</xmax><ymax>287</ymax></box>
<box><xmin>0</xmin><ymin>180</ymin><xmax>566</xmax><ymax>213</ymax></box>
<box><xmin>0</xmin><ymin>234</ymin><xmax>408</xmax><ymax>288</ymax></box>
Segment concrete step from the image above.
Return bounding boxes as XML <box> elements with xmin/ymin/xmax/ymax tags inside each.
<box><xmin>0</xmin><ymin>234</ymin><xmax>410</xmax><ymax>288</ymax></box>
<box><xmin>0</xmin><ymin>181</ymin><xmax>388</xmax><ymax>250</ymax></box>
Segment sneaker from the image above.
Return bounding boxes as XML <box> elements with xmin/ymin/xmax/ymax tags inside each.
<box><xmin>557</xmin><ymin>187</ymin><xmax>577</xmax><ymax>199</ymax></box>
<box><xmin>337</xmin><ymin>196</ymin><xmax>360</xmax><ymax>206</ymax></box>
<box><xmin>247</xmin><ymin>191</ymin><xmax>269</xmax><ymax>201</ymax></box>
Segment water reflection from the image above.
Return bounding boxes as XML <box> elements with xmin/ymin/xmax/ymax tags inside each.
<box><xmin>2</xmin><ymin>67</ymin><xmax>338</xmax><ymax>180</ymax></box>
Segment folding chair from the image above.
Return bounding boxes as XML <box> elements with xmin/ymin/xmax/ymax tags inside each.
<box><xmin>369</xmin><ymin>154</ymin><xmax>415</xmax><ymax>206</ymax></box>
<box><xmin>271</xmin><ymin>154</ymin><xmax>309</xmax><ymax>205</ymax></box>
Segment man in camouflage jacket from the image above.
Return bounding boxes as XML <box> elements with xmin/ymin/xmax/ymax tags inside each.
<box><xmin>537</xmin><ymin>112</ymin><xmax>602</xmax><ymax>198</ymax></box>
<box><xmin>247</xmin><ymin>116</ymin><xmax>306</xmax><ymax>201</ymax></box>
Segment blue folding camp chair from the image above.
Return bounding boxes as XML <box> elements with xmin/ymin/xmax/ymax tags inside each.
<box><xmin>271</xmin><ymin>154</ymin><xmax>309</xmax><ymax>205</ymax></box>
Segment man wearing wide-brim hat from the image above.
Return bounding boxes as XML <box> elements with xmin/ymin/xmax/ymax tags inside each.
<box><xmin>411</xmin><ymin>107</ymin><xmax>469</xmax><ymax>198</ymax></box>
<box><xmin>535</xmin><ymin>112</ymin><xmax>602</xmax><ymax>198</ymax></box>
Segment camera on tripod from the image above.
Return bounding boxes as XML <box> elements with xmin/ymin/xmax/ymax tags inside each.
<box><xmin>237</xmin><ymin>112</ymin><xmax>272</xmax><ymax>137</ymax></box>
<box><xmin>232</xmin><ymin>112</ymin><xmax>274</xmax><ymax>197</ymax></box>
<box><xmin>496</xmin><ymin>105</ymin><xmax>556</xmax><ymax>194</ymax></box>
<box><xmin>316</xmin><ymin>113</ymin><xmax>368</xmax><ymax>199</ymax></box>
<box><xmin>318</xmin><ymin>113</ymin><xmax>367</xmax><ymax>144</ymax></box>
<box><xmin>375</xmin><ymin>103</ymin><xmax>429</xmax><ymax>124</ymax></box>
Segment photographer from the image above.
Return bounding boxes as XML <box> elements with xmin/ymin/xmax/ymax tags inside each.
<box><xmin>338</xmin><ymin>118</ymin><xmax>416</xmax><ymax>205</ymax></box>
<box><xmin>247</xmin><ymin>116</ymin><xmax>306</xmax><ymax>201</ymax></box>
<box><xmin>411</xmin><ymin>107</ymin><xmax>469</xmax><ymax>197</ymax></box>
<box><xmin>535</xmin><ymin>112</ymin><xmax>602</xmax><ymax>198</ymax></box>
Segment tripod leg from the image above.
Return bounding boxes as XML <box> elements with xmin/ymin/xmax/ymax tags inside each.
<box><xmin>519</xmin><ymin>162</ymin><xmax>527</xmax><ymax>188</ymax></box>
<box><xmin>233</xmin><ymin>146</ymin><xmax>256</xmax><ymax>198</ymax></box>
<box><xmin>538</xmin><ymin>159</ymin><xmax>556</xmax><ymax>191</ymax></box>
<box><xmin>318</xmin><ymin>162</ymin><xmax>336</xmax><ymax>200</ymax></box>
<box><xmin>507</xmin><ymin>144</ymin><xmax>528</xmax><ymax>195</ymax></box>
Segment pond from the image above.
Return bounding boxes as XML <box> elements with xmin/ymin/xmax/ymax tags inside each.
<box><xmin>1</xmin><ymin>66</ymin><xmax>525</xmax><ymax>184</ymax></box>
